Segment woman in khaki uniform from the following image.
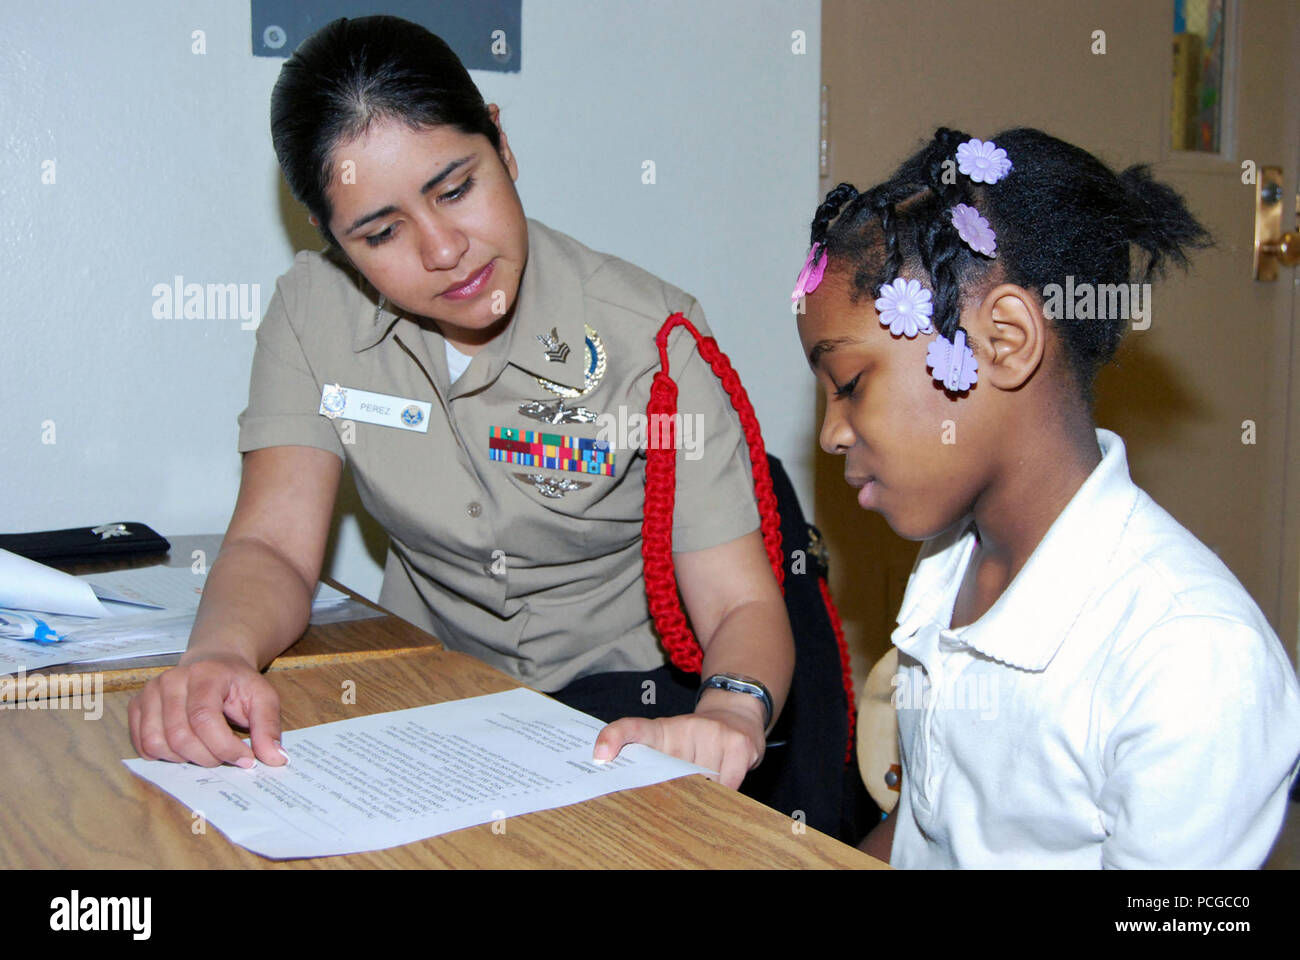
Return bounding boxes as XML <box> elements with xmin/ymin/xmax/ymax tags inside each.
<box><xmin>128</xmin><ymin>16</ymin><xmax>793</xmax><ymax>792</ymax></box>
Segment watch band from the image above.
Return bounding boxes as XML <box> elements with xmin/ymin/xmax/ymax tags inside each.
<box><xmin>695</xmin><ymin>673</ymin><xmax>774</xmax><ymax>733</ymax></box>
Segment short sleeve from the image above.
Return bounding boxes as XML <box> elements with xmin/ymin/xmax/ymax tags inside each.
<box><xmin>237</xmin><ymin>273</ymin><xmax>345</xmax><ymax>461</ymax></box>
<box><xmin>1097</xmin><ymin>616</ymin><xmax>1300</xmax><ymax>868</ymax></box>
<box><xmin>664</xmin><ymin>297</ymin><xmax>761</xmax><ymax>553</ymax></box>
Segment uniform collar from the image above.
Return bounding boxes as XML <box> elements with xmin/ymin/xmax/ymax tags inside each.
<box><xmin>442</xmin><ymin>219</ymin><xmax>589</xmax><ymax>400</ymax></box>
<box><xmin>488</xmin><ymin>218</ymin><xmax>588</xmax><ymax>390</ymax></box>
<box><xmin>894</xmin><ymin>429</ymin><xmax>1141</xmax><ymax>672</ymax></box>
<box><xmin>353</xmin><ymin>297</ymin><xmax>400</xmax><ymax>353</ymax></box>
<box><xmin>313</xmin><ymin>246</ymin><xmax>397</xmax><ymax>354</ymax></box>
<box><xmin>348</xmin><ymin>220</ymin><xmax>589</xmax><ymax>397</ymax></box>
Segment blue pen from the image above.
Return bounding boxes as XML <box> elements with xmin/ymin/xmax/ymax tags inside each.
<box><xmin>31</xmin><ymin>616</ymin><xmax>60</xmax><ymax>643</ymax></box>
<box><xmin>0</xmin><ymin>611</ymin><xmax>64</xmax><ymax>644</ymax></box>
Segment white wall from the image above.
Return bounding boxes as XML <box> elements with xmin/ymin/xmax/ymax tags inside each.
<box><xmin>0</xmin><ymin>0</ymin><xmax>822</xmax><ymax>600</ymax></box>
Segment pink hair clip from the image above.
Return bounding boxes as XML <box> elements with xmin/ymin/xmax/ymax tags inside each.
<box><xmin>950</xmin><ymin>203</ymin><xmax>997</xmax><ymax>257</ymax></box>
<box><xmin>792</xmin><ymin>243</ymin><xmax>828</xmax><ymax>302</ymax></box>
<box><xmin>926</xmin><ymin>329</ymin><xmax>978</xmax><ymax>392</ymax></box>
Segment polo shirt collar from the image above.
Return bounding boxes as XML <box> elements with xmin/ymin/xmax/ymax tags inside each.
<box><xmin>894</xmin><ymin>429</ymin><xmax>1140</xmax><ymax>672</ymax></box>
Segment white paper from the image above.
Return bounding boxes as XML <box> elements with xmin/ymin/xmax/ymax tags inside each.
<box><xmin>0</xmin><ymin>563</ymin><xmax>370</xmax><ymax>675</ymax></box>
<box><xmin>123</xmin><ymin>688</ymin><xmax>712</xmax><ymax>860</ymax></box>
<box><xmin>85</xmin><ymin>584</ymin><xmax>164</xmax><ymax>610</ymax></box>
<box><xmin>83</xmin><ymin>565</ymin><xmax>208</xmax><ymax>611</ymax></box>
<box><xmin>0</xmin><ymin>614</ymin><xmax>202</xmax><ymax>674</ymax></box>
<box><xmin>0</xmin><ymin>548</ymin><xmax>107</xmax><ymax>617</ymax></box>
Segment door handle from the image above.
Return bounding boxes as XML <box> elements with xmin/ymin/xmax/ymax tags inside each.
<box><xmin>1254</xmin><ymin>165</ymin><xmax>1300</xmax><ymax>280</ymax></box>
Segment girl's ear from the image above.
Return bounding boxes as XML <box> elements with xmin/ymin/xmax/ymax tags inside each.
<box><xmin>966</xmin><ymin>283</ymin><xmax>1046</xmax><ymax>391</ymax></box>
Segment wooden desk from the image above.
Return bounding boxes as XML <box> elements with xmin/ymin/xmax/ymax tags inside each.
<box><xmin>0</xmin><ymin>648</ymin><xmax>886</xmax><ymax>869</ymax></box>
<box><xmin>6</xmin><ymin>534</ymin><xmax>440</xmax><ymax>700</ymax></box>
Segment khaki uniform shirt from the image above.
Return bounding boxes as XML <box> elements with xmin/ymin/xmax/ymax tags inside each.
<box><xmin>238</xmin><ymin>219</ymin><xmax>759</xmax><ymax>690</ymax></box>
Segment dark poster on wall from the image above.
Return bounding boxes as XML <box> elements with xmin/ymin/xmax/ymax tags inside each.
<box><xmin>251</xmin><ymin>0</ymin><xmax>521</xmax><ymax>72</ymax></box>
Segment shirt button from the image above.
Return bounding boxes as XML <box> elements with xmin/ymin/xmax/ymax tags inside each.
<box><xmin>467</xmin><ymin>501</ymin><xmax>483</xmax><ymax>518</ymax></box>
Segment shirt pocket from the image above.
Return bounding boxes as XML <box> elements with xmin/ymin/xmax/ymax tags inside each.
<box><xmin>494</xmin><ymin>465</ymin><xmax>628</xmax><ymax>563</ymax></box>
<box><xmin>342</xmin><ymin>416</ymin><xmax>475</xmax><ymax>555</ymax></box>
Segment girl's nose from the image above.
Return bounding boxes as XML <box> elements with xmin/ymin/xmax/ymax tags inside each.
<box><xmin>820</xmin><ymin>403</ymin><xmax>854</xmax><ymax>455</ymax></box>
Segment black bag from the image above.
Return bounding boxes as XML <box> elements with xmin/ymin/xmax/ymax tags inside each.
<box><xmin>0</xmin><ymin>522</ymin><xmax>170</xmax><ymax>565</ymax></box>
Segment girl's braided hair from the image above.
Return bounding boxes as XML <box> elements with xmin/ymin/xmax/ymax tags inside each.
<box><xmin>811</xmin><ymin>127</ymin><xmax>1210</xmax><ymax>394</ymax></box>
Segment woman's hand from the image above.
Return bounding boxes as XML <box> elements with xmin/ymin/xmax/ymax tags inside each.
<box><xmin>127</xmin><ymin>652</ymin><xmax>287</xmax><ymax>768</ymax></box>
<box><xmin>599</xmin><ymin>530</ymin><xmax>792</xmax><ymax>788</ymax></box>
<box><xmin>126</xmin><ymin>445</ymin><xmax>341</xmax><ymax>768</ymax></box>
<box><xmin>593</xmin><ymin>691</ymin><xmax>766</xmax><ymax>789</ymax></box>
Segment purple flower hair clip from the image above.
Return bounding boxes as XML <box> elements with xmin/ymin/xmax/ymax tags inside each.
<box><xmin>926</xmin><ymin>329</ymin><xmax>978</xmax><ymax>392</ymax></box>
<box><xmin>874</xmin><ymin>277</ymin><xmax>934</xmax><ymax>338</ymax></box>
<box><xmin>955</xmin><ymin>138</ymin><xmax>1012</xmax><ymax>185</ymax></box>
<box><xmin>792</xmin><ymin>242</ymin><xmax>828</xmax><ymax>302</ymax></box>
<box><xmin>950</xmin><ymin>203</ymin><xmax>997</xmax><ymax>257</ymax></box>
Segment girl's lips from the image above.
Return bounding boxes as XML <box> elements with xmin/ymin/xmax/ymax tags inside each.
<box><xmin>440</xmin><ymin>259</ymin><xmax>494</xmax><ymax>300</ymax></box>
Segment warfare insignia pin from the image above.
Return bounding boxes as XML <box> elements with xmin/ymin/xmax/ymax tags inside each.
<box><xmin>514</xmin><ymin>473</ymin><xmax>593</xmax><ymax>499</ymax></box>
<box><xmin>517</xmin><ymin>398</ymin><xmax>600</xmax><ymax>424</ymax></box>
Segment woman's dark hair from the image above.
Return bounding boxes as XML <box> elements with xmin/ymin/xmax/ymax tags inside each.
<box><xmin>270</xmin><ymin>15</ymin><xmax>501</xmax><ymax>247</ymax></box>
<box><xmin>810</xmin><ymin>127</ymin><xmax>1211</xmax><ymax>394</ymax></box>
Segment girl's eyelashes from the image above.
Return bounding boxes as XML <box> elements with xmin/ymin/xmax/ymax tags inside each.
<box><xmin>833</xmin><ymin>372</ymin><xmax>863</xmax><ymax>399</ymax></box>
<box><xmin>362</xmin><ymin>176</ymin><xmax>478</xmax><ymax>247</ymax></box>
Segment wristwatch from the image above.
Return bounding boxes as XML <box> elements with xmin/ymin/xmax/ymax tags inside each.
<box><xmin>695</xmin><ymin>673</ymin><xmax>774</xmax><ymax>734</ymax></box>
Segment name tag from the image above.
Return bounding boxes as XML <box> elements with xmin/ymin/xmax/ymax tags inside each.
<box><xmin>319</xmin><ymin>383</ymin><xmax>431</xmax><ymax>433</ymax></box>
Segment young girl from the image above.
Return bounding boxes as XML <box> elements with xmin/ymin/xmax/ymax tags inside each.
<box><xmin>794</xmin><ymin>127</ymin><xmax>1300</xmax><ymax>867</ymax></box>
<box><xmin>129</xmin><ymin>16</ymin><xmax>794</xmax><ymax>800</ymax></box>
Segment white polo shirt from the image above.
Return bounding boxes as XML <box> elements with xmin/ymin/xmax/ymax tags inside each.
<box><xmin>889</xmin><ymin>429</ymin><xmax>1300</xmax><ymax>869</ymax></box>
